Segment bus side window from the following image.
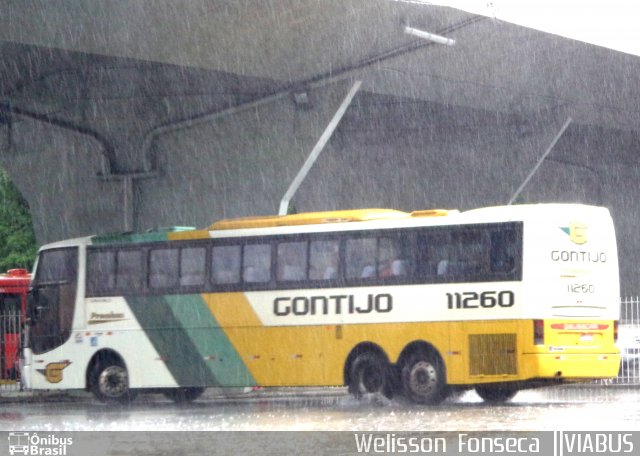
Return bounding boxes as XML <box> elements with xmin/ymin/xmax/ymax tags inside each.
<box><xmin>243</xmin><ymin>244</ymin><xmax>271</xmax><ymax>283</ymax></box>
<box><xmin>149</xmin><ymin>248</ymin><xmax>179</xmax><ymax>289</ymax></box>
<box><xmin>378</xmin><ymin>237</ymin><xmax>411</xmax><ymax>278</ymax></box>
<box><xmin>417</xmin><ymin>232</ymin><xmax>447</xmax><ymax>277</ymax></box>
<box><xmin>116</xmin><ymin>250</ymin><xmax>143</xmax><ymax>291</ymax></box>
<box><xmin>309</xmin><ymin>240</ymin><xmax>339</xmax><ymax>280</ymax></box>
<box><xmin>452</xmin><ymin>230</ymin><xmax>486</xmax><ymax>276</ymax></box>
<box><xmin>490</xmin><ymin>229</ymin><xmax>516</xmax><ymax>273</ymax></box>
<box><xmin>277</xmin><ymin>241</ymin><xmax>307</xmax><ymax>281</ymax></box>
<box><xmin>87</xmin><ymin>250</ymin><xmax>116</xmax><ymax>295</ymax></box>
<box><xmin>346</xmin><ymin>238</ymin><xmax>376</xmax><ymax>279</ymax></box>
<box><xmin>212</xmin><ymin>245</ymin><xmax>241</xmax><ymax>285</ymax></box>
<box><xmin>180</xmin><ymin>247</ymin><xmax>206</xmax><ymax>286</ymax></box>
<box><xmin>419</xmin><ymin>230</ymin><xmax>485</xmax><ymax>278</ymax></box>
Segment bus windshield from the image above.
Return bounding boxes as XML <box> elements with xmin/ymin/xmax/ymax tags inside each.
<box><xmin>28</xmin><ymin>247</ymin><xmax>78</xmax><ymax>355</ymax></box>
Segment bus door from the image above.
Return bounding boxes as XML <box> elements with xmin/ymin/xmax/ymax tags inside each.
<box><xmin>28</xmin><ymin>248</ymin><xmax>78</xmax><ymax>355</ymax></box>
<box><xmin>0</xmin><ymin>293</ymin><xmax>21</xmax><ymax>380</ymax></box>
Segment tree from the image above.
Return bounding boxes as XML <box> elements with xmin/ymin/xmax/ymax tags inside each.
<box><xmin>0</xmin><ymin>167</ymin><xmax>37</xmax><ymax>271</ymax></box>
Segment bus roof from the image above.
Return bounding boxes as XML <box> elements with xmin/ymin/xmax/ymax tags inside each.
<box><xmin>209</xmin><ymin>208</ymin><xmax>454</xmax><ymax>230</ymax></box>
<box><xmin>38</xmin><ymin>203</ymin><xmax>610</xmax><ymax>248</ymax></box>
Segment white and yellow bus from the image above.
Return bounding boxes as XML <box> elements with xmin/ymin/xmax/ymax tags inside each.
<box><xmin>22</xmin><ymin>203</ymin><xmax>620</xmax><ymax>404</ymax></box>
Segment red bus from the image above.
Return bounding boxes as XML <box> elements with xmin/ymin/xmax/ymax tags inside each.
<box><xmin>0</xmin><ymin>269</ymin><xmax>30</xmax><ymax>382</ymax></box>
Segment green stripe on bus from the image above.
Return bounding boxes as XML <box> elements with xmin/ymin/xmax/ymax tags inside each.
<box><xmin>164</xmin><ymin>294</ymin><xmax>255</xmax><ymax>387</ymax></box>
<box><xmin>93</xmin><ymin>232</ymin><xmax>169</xmax><ymax>244</ymax></box>
<box><xmin>126</xmin><ymin>295</ymin><xmax>219</xmax><ymax>386</ymax></box>
<box><xmin>92</xmin><ymin>227</ymin><xmax>194</xmax><ymax>245</ymax></box>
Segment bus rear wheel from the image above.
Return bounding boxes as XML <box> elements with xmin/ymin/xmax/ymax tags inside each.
<box><xmin>163</xmin><ymin>387</ymin><xmax>205</xmax><ymax>403</ymax></box>
<box><xmin>90</xmin><ymin>361</ymin><xmax>136</xmax><ymax>404</ymax></box>
<box><xmin>401</xmin><ymin>351</ymin><xmax>447</xmax><ymax>405</ymax></box>
<box><xmin>348</xmin><ymin>352</ymin><xmax>394</xmax><ymax>399</ymax></box>
<box><xmin>475</xmin><ymin>386</ymin><xmax>518</xmax><ymax>403</ymax></box>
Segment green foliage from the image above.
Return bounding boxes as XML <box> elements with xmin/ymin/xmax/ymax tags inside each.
<box><xmin>0</xmin><ymin>167</ymin><xmax>37</xmax><ymax>271</ymax></box>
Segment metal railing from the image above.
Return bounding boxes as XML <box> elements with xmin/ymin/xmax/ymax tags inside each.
<box><xmin>0</xmin><ymin>310</ymin><xmax>22</xmax><ymax>391</ymax></box>
<box><xmin>614</xmin><ymin>297</ymin><xmax>640</xmax><ymax>384</ymax></box>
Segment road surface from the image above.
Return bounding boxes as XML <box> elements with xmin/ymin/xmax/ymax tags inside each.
<box><xmin>1</xmin><ymin>385</ymin><xmax>638</xmax><ymax>432</ymax></box>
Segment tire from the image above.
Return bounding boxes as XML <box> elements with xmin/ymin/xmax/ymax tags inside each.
<box><xmin>401</xmin><ymin>351</ymin><xmax>447</xmax><ymax>405</ymax></box>
<box><xmin>348</xmin><ymin>351</ymin><xmax>394</xmax><ymax>399</ymax></box>
<box><xmin>475</xmin><ymin>386</ymin><xmax>518</xmax><ymax>403</ymax></box>
<box><xmin>163</xmin><ymin>387</ymin><xmax>206</xmax><ymax>403</ymax></box>
<box><xmin>90</xmin><ymin>360</ymin><xmax>136</xmax><ymax>404</ymax></box>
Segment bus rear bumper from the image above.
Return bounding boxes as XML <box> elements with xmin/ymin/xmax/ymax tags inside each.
<box><xmin>522</xmin><ymin>353</ymin><xmax>621</xmax><ymax>379</ymax></box>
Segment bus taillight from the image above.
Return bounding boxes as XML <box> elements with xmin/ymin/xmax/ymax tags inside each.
<box><xmin>534</xmin><ymin>319</ymin><xmax>544</xmax><ymax>345</ymax></box>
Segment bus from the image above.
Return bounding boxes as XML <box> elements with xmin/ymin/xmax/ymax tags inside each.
<box><xmin>22</xmin><ymin>203</ymin><xmax>620</xmax><ymax>404</ymax></box>
<box><xmin>0</xmin><ymin>268</ymin><xmax>30</xmax><ymax>383</ymax></box>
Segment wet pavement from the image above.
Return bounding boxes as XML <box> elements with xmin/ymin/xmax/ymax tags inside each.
<box><xmin>0</xmin><ymin>385</ymin><xmax>639</xmax><ymax>432</ymax></box>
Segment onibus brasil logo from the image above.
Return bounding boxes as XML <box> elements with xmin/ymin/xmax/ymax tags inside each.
<box><xmin>8</xmin><ymin>432</ymin><xmax>73</xmax><ymax>455</ymax></box>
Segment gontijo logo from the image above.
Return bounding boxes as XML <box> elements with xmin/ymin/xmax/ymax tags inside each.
<box><xmin>560</xmin><ymin>221</ymin><xmax>588</xmax><ymax>245</ymax></box>
<box><xmin>36</xmin><ymin>360</ymin><xmax>71</xmax><ymax>384</ymax></box>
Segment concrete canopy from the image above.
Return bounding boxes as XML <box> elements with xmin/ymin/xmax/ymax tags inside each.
<box><xmin>1</xmin><ymin>1</ymin><xmax>640</xmax><ymax>292</ymax></box>
<box><xmin>3</xmin><ymin>1</ymin><xmax>640</xmax><ymax>128</ymax></box>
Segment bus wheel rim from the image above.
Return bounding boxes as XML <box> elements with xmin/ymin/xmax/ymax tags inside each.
<box><xmin>99</xmin><ymin>366</ymin><xmax>128</xmax><ymax>397</ymax></box>
<box><xmin>409</xmin><ymin>360</ymin><xmax>437</xmax><ymax>396</ymax></box>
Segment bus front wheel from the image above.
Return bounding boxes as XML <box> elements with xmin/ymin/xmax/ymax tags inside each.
<box><xmin>90</xmin><ymin>361</ymin><xmax>136</xmax><ymax>404</ymax></box>
<box><xmin>475</xmin><ymin>386</ymin><xmax>518</xmax><ymax>403</ymax></box>
<box><xmin>401</xmin><ymin>351</ymin><xmax>447</xmax><ymax>405</ymax></box>
<box><xmin>348</xmin><ymin>351</ymin><xmax>394</xmax><ymax>399</ymax></box>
